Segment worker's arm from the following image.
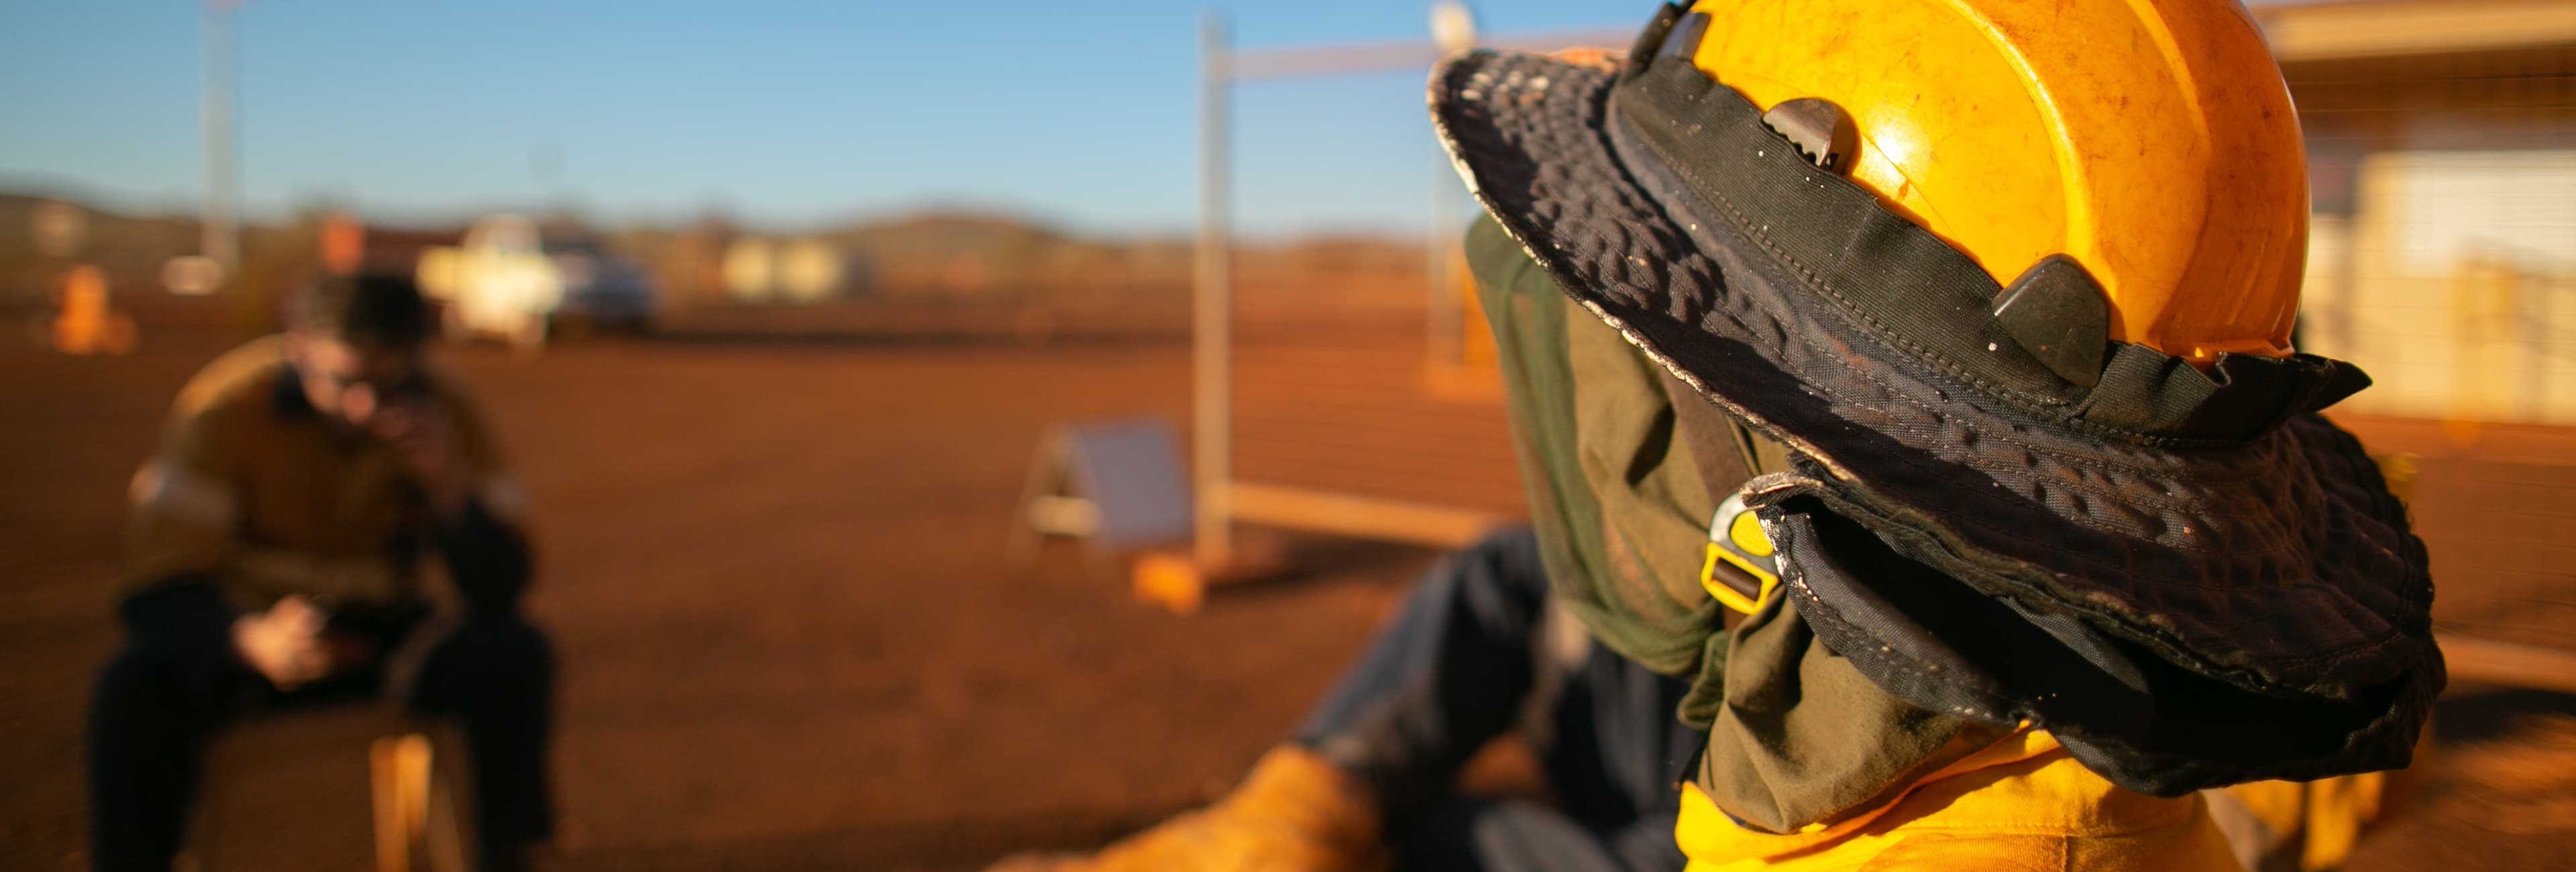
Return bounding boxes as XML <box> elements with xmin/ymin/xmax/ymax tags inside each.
<box><xmin>388</xmin><ymin>388</ymin><xmax>535</xmax><ymax>612</ymax></box>
<box><xmin>121</xmin><ymin>406</ymin><xmax>258</xmax><ymax>690</ymax></box>
<box><xmin>431</xmin><ymin>496</ymin><xmax>533</xmax><ymax>611</ymax></box>
<box><xmin>123</xmin><ymin>364</ymin><xmax>408</xmax><ymax>690</ymax></box>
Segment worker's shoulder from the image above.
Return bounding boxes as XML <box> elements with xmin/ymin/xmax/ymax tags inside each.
<box><xmin>168</xmin><ymin>335</ymin><xmax>293</xmax><ymax>426</ymax></box>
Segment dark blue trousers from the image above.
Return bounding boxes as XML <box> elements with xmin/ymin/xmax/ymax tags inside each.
<box><xmin>87</xmin><ymin>606</ymin><xmax>554</xmax><ymax>872</ymax></box>
<box><xmin>1296</xmin><ymin>528</ymin><xmax>1697</xmax><ymax>872</ymax></box>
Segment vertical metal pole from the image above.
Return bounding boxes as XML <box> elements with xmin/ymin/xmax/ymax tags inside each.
<box><xmin>1426</xmin><ymin>149</ymin><xmax>1460</xmax><ymax>367</ymax></box>
<box><xmin>2523</xmin><ymin>265</ymin><xmax>2545</xmax><ymax>422</ymax></box>
<box><xmin>2329</xmin><ymin>156</ymin><xmax>2363</xmax><ymax>365</ymax></box>
<box><xmin>203</xmin><ymin>1</ymin><xmax>239</xmax><ymax>274</ymax></box>
<box><xmin>1193</xmin><ymin>12</ymin><xmax>1234</xmax><ymax>567</ymax></box>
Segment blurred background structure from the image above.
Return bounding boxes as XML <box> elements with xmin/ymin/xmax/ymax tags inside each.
<box><xmin>2259</xmin><ymin>0</ymin><xmax>2576</xmax><ymax>665</ymax></box>
<box><xmin>1185</xmin><ymin>5</ymin><xmax>1625</xmax><ymax>574</ymax></box>
<box><xmin>5</xmin><ymin>1</ymin><xmax>2576</xmax><ymax>870</ymax></box>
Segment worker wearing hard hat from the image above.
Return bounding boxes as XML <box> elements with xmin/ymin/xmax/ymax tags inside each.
<box><xmin>1011</xmin><ymin>1</ymin><xmax>2442</xmax><ymax>869</ymax></box>
<box><xmin>1443</xmin><ymin>0</ymin><xmax>2443</xmax><ymax>865</ymax></box>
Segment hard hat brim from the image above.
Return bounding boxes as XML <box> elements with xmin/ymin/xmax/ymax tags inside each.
<box><xmin>1433</xmin><ymin>47</ymin><xmax>2439</xmax><ymax>796</ymax></box>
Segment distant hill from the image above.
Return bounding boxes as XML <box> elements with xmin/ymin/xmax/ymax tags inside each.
<box><xmin>0</xmin><ymin>195</ymin><xmax>205</xmax><ymax>309</ymax></box>
<box><xmin>1</xmin><ymin>190</ymin><xmax>1436</xmax><ymax>339</ymax></box>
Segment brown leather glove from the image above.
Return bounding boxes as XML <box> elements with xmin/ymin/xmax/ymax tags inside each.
<box><xmin>991</xmin><ymin>745</ymin><xmax>1389</xmax><ymax>872</ymax></box>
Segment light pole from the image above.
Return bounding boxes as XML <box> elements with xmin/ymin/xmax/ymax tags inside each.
<box><xmin>203</xmin><ymin>1</ymin><xmax>241</xmax><ymax>277</ymax></box>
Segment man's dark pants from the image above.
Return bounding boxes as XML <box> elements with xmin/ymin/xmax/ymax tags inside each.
<box><xmin>87</xmin><ymin>604</ymin><xmax>553</xmax><ymax>872</ymax></box>
<box><xmin>1297</xmin><ymin>527</ymin><xmax>1699</xmax><ymax>872</ymax></box>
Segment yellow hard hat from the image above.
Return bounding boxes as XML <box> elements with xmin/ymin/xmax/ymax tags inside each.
<box><xmin>1682</xmin><ymin>0</ymin><xmax>2306</xmax><ymax>362</ymax></box>
<box><xmin>1429</xmin><ymin>3</ymin><xmax>2437</xmax><ymax>804</ymax></box>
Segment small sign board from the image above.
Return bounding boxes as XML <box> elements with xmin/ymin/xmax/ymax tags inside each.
<box><xmin>1010</xmin><ymin>417</ymin><xmax>1193</xmax><ymax>578</ymax></box>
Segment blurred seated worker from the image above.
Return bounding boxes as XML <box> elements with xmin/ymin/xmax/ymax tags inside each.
<box><xmin>1004</xmin><ymin>526</ymin><xmax>1699</xmax><ymax>872</ymax></box>
<box><xmin>1416</xmin><ymin>0</ymin><xmax>2445</xmax><ymax>869</ymax></box>
<box><xmin>87</xmin><ymin>273</ymin><xmax>553</xmax><ymax>872</ymax></box>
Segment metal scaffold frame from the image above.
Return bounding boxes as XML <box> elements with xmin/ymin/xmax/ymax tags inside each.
<box><xmin>1190</xmin><ymin>8</ymin><xmax>1627</xmax><ymax>567</ymax></box>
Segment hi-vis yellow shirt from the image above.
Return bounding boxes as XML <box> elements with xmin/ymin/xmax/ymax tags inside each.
<box><xmin>1678</xmin><ymin>728</ymin><xmax>2243</xmax><ymax>871</ymax></box>
<box><xmin>125</xmin><ymin>335</ymin><xmax>527</xmax><ymax>609</ymax></box>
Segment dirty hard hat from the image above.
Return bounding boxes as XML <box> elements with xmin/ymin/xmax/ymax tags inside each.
<box><xmin>1431</xmin><ymin>0</ymin><xmax>2437</xmax><ymax>796</ymax></box>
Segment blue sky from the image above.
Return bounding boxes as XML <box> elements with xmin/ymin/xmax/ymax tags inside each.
<box><xmin>0</xmin><ymin>1</ymin><xmax>1654</xmax><ymax>238</ymax></box>
<box><xmin>0</xmin><ymin>1</ymin><xmax>2335</xmax><ymax>238</ymax></box>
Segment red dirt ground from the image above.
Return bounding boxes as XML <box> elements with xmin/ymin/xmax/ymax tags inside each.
<box><xmin>6</xmin><ymin>330</ymin><xmax>2574</xmax><ymax>870</ymax></box>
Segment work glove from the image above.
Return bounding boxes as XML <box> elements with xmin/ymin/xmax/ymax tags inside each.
<box><xmin>990</xmin><ymin>745</ymin><xmax>1389</xmax><ymax>872</ymax></box>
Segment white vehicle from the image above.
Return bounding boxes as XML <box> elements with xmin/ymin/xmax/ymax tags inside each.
<box><xmin>417</xmin><ymin>214</ymin><xmax>653</xmax><ymax>349</ymax></box>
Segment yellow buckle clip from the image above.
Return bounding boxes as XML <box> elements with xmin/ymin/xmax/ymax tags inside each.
<box><xmin>1701</xmin><ymin>493</ymin><xmax>1780</xmax><ymax>614</ymax></box>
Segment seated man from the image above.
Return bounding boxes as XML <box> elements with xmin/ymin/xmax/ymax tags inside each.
<box><xmin>87</xmin><ymin>274</ymin><xmax>553</xmax><ymax>872</ymax></box>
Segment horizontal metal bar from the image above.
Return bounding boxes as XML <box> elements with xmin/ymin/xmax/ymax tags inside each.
<box><xmin>2263</xmin><ymin>0</ymin><xmax>2576</xmax><ymax>62</ymax></box>
<box><xmin>1224</xmin><ymin>7</ymin><xmax>2576</xmax><ymax>78</ymax></box>
<box><xmin>1223</xmin><ymin>480</ymin><xmax>1512</xmax><ymax>548</ymax></box>
<box><xmin>1226</xmin><ymin>28</ymin><xmax>1633</xmax><ymax>80</ymax></box>
<box><xmin>2440</xmin><ymin>633</ymin><xmax>2576</xmax><ymax>694</ymax></box>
